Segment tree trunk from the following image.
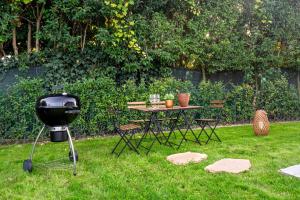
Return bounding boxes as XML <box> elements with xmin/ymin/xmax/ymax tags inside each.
<box><xmin>297</xmin><ymin>69</ymin><xmax>300</xmax><ymax>97</ymax></box>
<box><xmin>27</xmin><ymin>23</ymin><xmax>32</xmax><ymax>53</ymax></box>
<box><xmin>12</xmin><ymin>27</ymin><xmax>18</xmax><ymax>56</ymax></box>
<box><xmin>252</xmin><ymin>74</ymin><xmax>259</xmax><ymax>110</ymax></box>
<box><xmin>35</xmin><ymin>3</ymin><xmax>45</xmax><ymax>52</ymax></box>
<box><xmin>81</xmin><ymin>24</ymin><xmax>88</xmax><ymax>52</ymax></box>
<box><xmin>201</xmin><ymin>65</ymin><xmax>207</xmax><ymax>82</ymax></box>
<box><xmin>35</xmin><ymin>19</ymin><xmax>41</xmax><ymax>52</ymax></box>
<box><xmin>0</xmin><ymin>43</ymin><xmax>5</xmax><ymax>57</ymax></box>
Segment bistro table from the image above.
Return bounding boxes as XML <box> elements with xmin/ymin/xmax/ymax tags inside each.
<box><xmin>129</xmin><ymin>105</ymin><xmax>203</xmax><ymax>154</ymax></box>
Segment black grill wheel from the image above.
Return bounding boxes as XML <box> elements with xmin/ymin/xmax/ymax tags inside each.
<box><xmin>69</xmin><ymin>150</ymin><xmax>78</xmax><ymax>162</ymax></box>
<box><xmin>23</xmin><ymin>159</ymin><xmax>33</xmax><ymax>172</ymax></box>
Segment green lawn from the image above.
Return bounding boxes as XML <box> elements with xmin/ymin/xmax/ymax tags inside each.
<box><xmin>1</xmin><ymin>122</ymin><xmax>300</xmax><ymax>199</ymax></box>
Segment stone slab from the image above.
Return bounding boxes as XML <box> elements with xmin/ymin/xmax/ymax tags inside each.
<box><xmin>167</xmin><ymin>152</ymin><xmax>208</xmax><ymax>165</ymax></box>
<box><xmin>279</xmin><ymin>164</ymin><xmax>300</xmax><ymax>178</ymax></box>
<box><xmin>205</xmin><ymin>158</ymin><xmax>251</xmax><ymax>174</ymax></box>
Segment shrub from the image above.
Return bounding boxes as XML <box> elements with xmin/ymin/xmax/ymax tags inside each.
<box><xmin>64</xmin><ymin>77</ymin><xmax>120</xmax><ymax>135</ymax></box>
<box><xmin>0</xmin><ymin>78</ymin><xmax>45</xmax><ymax>140</ymax></box>
<box><xmin>0</xmin><ymin>75</ymin><xmax>299</xmax><ymax>141</ymax></box>
<box><xmin>192</xmin><ymin>81</ymin><xmax>225</xmax><ymax>121</ymax></box>
<box><xmin>195</xmin><ymin>81</ymin><xmax>225</xmax><ymax>105</ymax></box>
<box><xmin>226</xmin><ymin>84</ymin><xmax>254</xmax><ymax>122</ymax></box>
<box><xmin>258</xmin><ymin>75</ymin><xmax>300</xmax><ymax>120</ymax></box>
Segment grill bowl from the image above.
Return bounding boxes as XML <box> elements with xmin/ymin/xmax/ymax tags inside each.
<box><xmin>36</xmin><ymin>94</ymin><xmax>80</xmax><ymax>126</ymax></box>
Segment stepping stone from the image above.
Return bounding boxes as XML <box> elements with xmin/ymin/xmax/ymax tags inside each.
<box><xmin>167</xmin><ymin>152</ymin><xmax>208</xmax><ymax>165</ymax></box>
<box><xmin>205</xmin><ymin>158</ymin><xmax>251</xmax><ymax>174</ymax></box>
<box><xmin>279</xmin><ymin>164</ymin><xmax>300</xmax><ymax>178</ymax></box>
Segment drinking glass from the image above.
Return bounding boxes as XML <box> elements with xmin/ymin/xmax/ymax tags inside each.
<box><xmin>149</xmin><ymin>94</ymin><xmax>160</xmax><ymax>108</ymax></box>
<box><xmin>149</xmin><ymin>94</ymin><xmax>155</xmax><ymax>106</ymax></box>
<box><xmin>155</xmin><ymin>94</ymin><xmax>160</xmax><ymax>103</ymax></box>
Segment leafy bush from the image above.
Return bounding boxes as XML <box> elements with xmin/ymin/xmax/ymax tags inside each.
<box><xmin>195</xmin><ymin>81</ymin><xmax>225</xmax><ymax>106</ymax></box>
<box><xmin>0</xmin><ymin>75</ymin><xmax>299</xmax><ymax>141</ymax></box>
<box><xmin>64</xmin><ymin>77</ymin><xmax>120</xmax><ymax>135</ymax></box>
<box><xmin>226</xmin><ymin>84</ymin><xmax>254</xmax><ymax>122</ymax></box>
<box><xmin>258</xmin><ymin>75</ymin><xmax>300</xmax><ymax>120</ymax></box>
<box><xmin>0</xmin><ymin>78</ymin><xmax>45</xmax><ymax>140</ymax></box>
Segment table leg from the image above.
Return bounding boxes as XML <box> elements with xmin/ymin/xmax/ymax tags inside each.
<box><xmin>164</xmin><ymin>111</ymin><xmax>182</xmax><ymax>148</ymax></box>
<box><xmin>136</xmin><ymin>112</ymin><xmax>164</xmax><ymax>154</ymax></box>
<box><xmin>182</xmin><ymin>111</ymin><xmax>201</xmax><ymax>144</ymax></box>
<box><xmin>167</xmin><ymin>110</ymin><xmax>201</xmax><ymax>149</ymax></box>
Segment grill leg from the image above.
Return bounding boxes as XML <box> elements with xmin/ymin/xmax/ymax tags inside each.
<box><xmin>66</xmin><ymin>128</ymin><xmax>77</xmax><ymax>176</ymax></box>
<box><xmin>29</xmin><ymin>125</ymin><xmax>45</xmax><ymax>161</ymax></box>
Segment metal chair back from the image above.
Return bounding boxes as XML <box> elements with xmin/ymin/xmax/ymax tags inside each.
<box><xmin>127</xmin><ymin>101</ymin><xmax>146</xmax><ymax>109</ymax></box>
<box><xmin>210</xmin><ymin>100</ymin><xmax>225</xmax><ymax>108</ymax></box>
<box><xmin>107</xmin><ymin>107</ymin><xmax>121</xmax><ymax>129</ymax></box>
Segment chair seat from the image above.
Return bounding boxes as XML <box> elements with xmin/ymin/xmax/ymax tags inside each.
<box><xmin>129</xmin><ymin>119</ymin><xmax>164</xmax><ymax>124</ymax></box>
<box><xmin>195</xmin><ymin>118</ymin><xmax>216</xmax><ymax>122</ymax></box>
<box><xmin>129</xmin><ymin>119</ymin><xmax>150</xmax><ymax>123</ymax></box>
<box><xmin>161</xmin><ymin>118</ymin><xmax>177</xmax><ymax>121</ymax></box>
<box><xmin>167</xmin><ymin>117</ymin><xmax>181</xmax><ymax>121</ymax></box>
<box><xmin>119</xmin><ymin>124</ymin><xmax>141</xmax><ymax>131</ymax></box>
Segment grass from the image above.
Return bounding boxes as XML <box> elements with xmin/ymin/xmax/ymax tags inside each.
<box><xmin>1</xmin><ymin>122</ymin><xmax>300</xmax><ymax>199</ymax></box>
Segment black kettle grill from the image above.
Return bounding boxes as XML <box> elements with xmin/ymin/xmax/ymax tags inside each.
<box><xmin>23</xmin><ymin>93</ymin><xmax>80</xmax><ymax>175</ymax></box>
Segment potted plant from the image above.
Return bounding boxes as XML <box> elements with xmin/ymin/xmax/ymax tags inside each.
<box><xmin>177</xmin><ymin>93</ymin><xmax>190</xmax><ymax>107</ymax></box>
<box><xmin>176</xmin><ymin>83</ymin><xmax>191</xmax><ymax>107</ymax></box>
<box><xmin>164</xmin><ymin>93</ymin><xmax>174</xmax><ymax>108</ymax></box>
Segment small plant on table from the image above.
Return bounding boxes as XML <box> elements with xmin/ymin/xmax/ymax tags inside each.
<box><xmin>164</xmin><ymin>93</ymin><xmax>175</xmax><ymax>108</ymax></box>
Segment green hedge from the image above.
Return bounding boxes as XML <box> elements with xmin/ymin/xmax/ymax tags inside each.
<box><xmin>0</xmin><ymin>78</ymin><xmax>45</xmax><ymax>140</ymax></box>
<box><xmin>0</xmin><ymin>76</ymin><xmax>299</xmax><ymax>141</ymax></box>
<box><xmin>258</xmin><ymin>76</ymin><xmax>300</xmax><ymax>120</ymax></box>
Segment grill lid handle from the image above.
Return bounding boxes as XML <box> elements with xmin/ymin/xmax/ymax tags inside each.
<box><xmin>65</xmin><ymin>110</ymin><xmax>80</xmax><ymax>114</ymax></box>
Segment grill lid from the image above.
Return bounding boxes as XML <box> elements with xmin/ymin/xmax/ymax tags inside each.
<box><xmin>37</xmin><ymin>93</ymin><xmax>80</xmax><ymax>108</ymax></box>
<box><xmin>36</xmin><ymin>93</ymin><xmax>81</xmax><ymax>126</ymax></box>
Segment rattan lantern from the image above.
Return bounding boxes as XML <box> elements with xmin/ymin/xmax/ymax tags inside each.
<box><xmin>253</xmin><ymin>110</ymin><xmax>270</xmax><ymax>136</ymax></box>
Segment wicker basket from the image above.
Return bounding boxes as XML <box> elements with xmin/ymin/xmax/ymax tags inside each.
<box><xmin>253</xmin><ymin>110</ymin><xmax>270</xmax><ymax>136</ymax></box>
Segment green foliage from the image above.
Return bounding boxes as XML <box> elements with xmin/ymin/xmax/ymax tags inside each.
<box><xmin>149</xmin><ymin>78</ymin><xmax>194</xmax><ymax>97</ymax></box>
<box><xmin>0</xmin><ymin>3</ymin><xmax>13</xmax><ymax>44</ymax></box>
<box><xmin>42</xmin><ymin>11</ymin><xmax>79</xmax><ymax>50</ymax></box>
<box><xmin>164</xmin><ymin>93</ymin><xmax>174</xmax><ymax>100</ymax></box>
<box><xmin>192</xmin><ymin>81</ymin><xmax>226</xmax><ymax>120</ymax></box>
<box><xmin>0</xmin><ymin>78</ymin><xmax>44</xmax><ymax>140</ymax></box>
<box><xmin>64</xmin><ymin>77</ymin><xmax>120</xmax><ymax>135</ymax></box>
<box><xmin>185</xmin><ymin>0</ymin><xmax>244</xmax><ymax>73</ymax></box>
<box><xmin>42</xmin><ymin>50</ymin><xmax>115</xmax><ymax>87</ymax></box>
<box><xmin>226</xmin><ymin>84</ymin><xmax>255</xmax><ymax>122</ymax></box>
<box><xmin>258</xmin><ymin>73</ymin><xmax>300</xmax><ymax>120</ymax></box>
<box><xmin>195</xmin><ymin>81</ymin><xmax>225</xmax><ymax>105</ymax></box>
<box><xmin>1</xmin><ymin>0</ymin><xmax>300</xmax><ymax>139</ymax></box>
<box><xmin>0</xmin><ymin>0</ymin><xmax>300</xmax><ymax>76</ymax></box>
<box><xmin>2</xmin><ymin>76</ymin><xmax>299</xmax><ymax>140</ymax></box>
<box><xmin>103</xmin><ymin>0</ymin><xmax>144</xmax><ymax>54</ymax></box>
<box><xmin>1</xmin><ymin>0</ymin><xmax>300</xmax><ymax>96</ymax></box>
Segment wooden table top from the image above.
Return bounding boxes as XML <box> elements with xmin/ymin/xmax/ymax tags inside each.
<box><xmin>129</xmin><ymin>105</ymin><xmax>203</xmax><ymax>112</ymax></box>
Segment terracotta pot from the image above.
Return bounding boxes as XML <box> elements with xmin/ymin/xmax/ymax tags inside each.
<box><xmin>253</xmin><ymin>110</ymin><xmax>270</xmax><ymax>136</ymax></box>
<box><xmin>165</xmin><ymin>100</ymin><xmax>174</xmax><ymax>108</ymax></box>
<box><xmin>178</xmin><ymin>93</ymin><xmax>190</xmax><ymax>107</ymax></box>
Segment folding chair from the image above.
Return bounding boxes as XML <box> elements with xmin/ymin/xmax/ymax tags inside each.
<box><xmin>108</xmin><ymin>108</ymin><xmax>141</xmax><ymax>157</ymax></box>
<box><xmin>127</xmin><ymin>101</ymin><xmax>148</xmax><ymax>125</ymax></box>
<box><xmin>195</xmin><ymin>100</ymin><xmax>224</xmax><ymax>144</ymax></box>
